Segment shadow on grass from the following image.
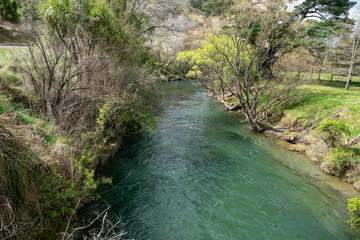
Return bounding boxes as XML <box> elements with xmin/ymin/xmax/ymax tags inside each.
<box><xmin>318</xmin><ymin>81</ymin><xmax>347</xmax><ymax>89</ymax></box>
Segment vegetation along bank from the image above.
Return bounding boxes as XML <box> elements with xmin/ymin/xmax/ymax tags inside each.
<box><xmin>2</xmin><ymin>0</ymin><xmax>360</xmax><ymax>239</ymax></box>
<box><xmin>176</xmin><ymin>0</ymin><xmax>360</xmax><ymax>232</ymax></box>
<box><xmin>0</xmin><ymin>0</ymin><xmax>162</xmax><ymax>238</ymax></box>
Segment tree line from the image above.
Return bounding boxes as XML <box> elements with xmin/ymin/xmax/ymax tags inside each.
<box><xmin>178</xmin><ymin>0</ymin><xmax>356</xmax><ymax>133</ymax></box>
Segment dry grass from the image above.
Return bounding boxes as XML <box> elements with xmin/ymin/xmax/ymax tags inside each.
<box><xmin>0</xmin><ymin>119</ymin><xmax>36</xmax><ymax>239</ymax></box>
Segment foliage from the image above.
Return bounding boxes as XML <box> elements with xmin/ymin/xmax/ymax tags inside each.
<box><xmin>202</xmin><ymin>0</ymin><xmax>233</xmax><ymax>16</ymax></box>
<box><xmin>242</xmin><ymin>0</ymin><xmax>356</xmax><ymax>76</ymax></box>
<box><xmin>316</xmin><ymin>120</ymin><xmax>350</xmax><ymax>148</ymax></box>
<box><xmin>41</xmin><ymin>0</ymin><xmax>129</xmax><ymax>44</ymax></box>
<box><xmin>190</xmin><ymin>0</ymin><xmax>206</xmax><ymax>10</ymax></box>
<box><xmin>178</xmin><ymin>1</ymin><xmax>300</xmax><ymax>133</ymax></box>
<box><xmin>5</xmin><ymin>0</ymin><xmax>159</xmax><ymax>238</ymax></box>
<box><xmin>324</xmin><ymin>146</ymin><xmax>358</xmax><ymax>176</ymax></box>
<box><xmin>190</xmin><ymin>0</ymin><xmax>232</xmax><ymax>16</ymax></box>
<box><xmin>20</xmin><ymin>0</ymin><xmax>158</xmax><ymax>135</ymax></box>
<box><xmin>295</xmin><ymin>0</ymin><xmax>355</xmax><ymax>21</ymax></box>
<box><xmin>19</xmin><ymin>0</ymin><xmax>42</xmax><ymax>21</ymax></box>
<box><xmin>38</xmin><ymin>101</ymin><xmax>114</xmax><ymax>231</ymax></box>
<box><xmin>348</xmin><ymin>195</ymin><xmax>360</xmax><ymax>230</ymax></box>
<box><xmin>0</xmin><ymin>0</ymin><xmax>20</xmax><ymax>22</ymax></box>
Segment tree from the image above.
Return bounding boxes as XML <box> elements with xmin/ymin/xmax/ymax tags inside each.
<box><xmin>19</xmin><ymin>0</ymin><xmax>158</xmax><ymax>134</ymax></box>
<box><xmin>0</xmin><ymin>0</ymin><xmax>20</xmax><ymax>22</ymax></box>
<box><xmin>245</xmin><ymin>0</ymin><xmax>356</xmax><ymax>76</ymax></box>
<box><xmin>345</xmin><ymin>12</ymin><xmax>360</xmax><ymax>90</ymax></box>
<box><xmin>326</xmin><ymin>21</ymin><xmax>360</xmax><ymax>86</ymax></box>
<box><xmin>178</xmin><ymin>1</ymin><xmax>301</xmax><ymax>133</ymax></box>
<box><xmin>295</xmin><ymin>0</ymin><xmax>355</xmax><ymax>21</ymax></box>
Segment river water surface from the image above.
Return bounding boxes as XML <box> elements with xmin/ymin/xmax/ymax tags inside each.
<box><xmin>84</xmin><ymin>81</ymin><xmax>359</xmax><ymax>239</ymax></box>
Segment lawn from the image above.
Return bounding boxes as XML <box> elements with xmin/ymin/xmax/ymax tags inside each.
<box><xmin>282</xmin><ymin>82</ymin><xmax>360</xmax><ymax>137</ymax></box>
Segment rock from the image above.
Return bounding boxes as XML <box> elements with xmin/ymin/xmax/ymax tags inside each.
<box><xmin>320</xmin><ymin>161</ymin><xmax>333</xmax><ymax>175</ymax></box>
<box><xmin>283</xmin><ymin>134</ymin><xmax>298</xmax><ymax>144</ymax></box>
<box><xmin>289</xmin><ymin>143</ymin><xmax>307</xmax><ymax>153</ymax></box>
<box><xmin>353</xmin><ymin>181</ymin><xmax>360</xmax><ymax>190</ymax></box>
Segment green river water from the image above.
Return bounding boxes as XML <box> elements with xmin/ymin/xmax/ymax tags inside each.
<box><xmin>83</xmin><ymin>81</ymin><xmax>359</xmax><ymax>239</ymax></box>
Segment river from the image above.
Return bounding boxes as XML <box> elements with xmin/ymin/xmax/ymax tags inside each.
<box><xmin>82</xmin><ymin>81</ymin><xmax>359</xmax><ymax>239</ymax></box>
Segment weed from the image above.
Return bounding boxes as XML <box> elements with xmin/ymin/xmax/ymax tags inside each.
<box><xmin>316</xmin><ymin>120</ymin><xmax>350</xmax><ymax>148</ymax></box>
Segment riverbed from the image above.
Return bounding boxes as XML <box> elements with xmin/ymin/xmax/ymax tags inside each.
<box><xmin>82</xmin><ymin>81</ymin><xmax>359</xmax><ymax>239</ymax></box>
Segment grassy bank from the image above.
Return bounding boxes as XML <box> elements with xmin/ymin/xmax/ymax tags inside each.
<box><xmin>279</xmin><ymin>82</ymin><xmax>360</xmax><ymax>137</ymax></box>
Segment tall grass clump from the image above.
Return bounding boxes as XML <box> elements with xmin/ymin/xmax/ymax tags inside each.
<box><xmin>0</xmin><ymin>120</ymin><xmax>36</xmax><ymax>239</ymax></box>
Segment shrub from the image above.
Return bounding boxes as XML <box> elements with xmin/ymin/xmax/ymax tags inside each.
<box><xmin>347</xmin><ymin>196</ymin><xmax>360</xmax><ymax>229</ymax></box>
<box><xmin>324</xmin><ymin>147</ymin><xmax>357</xmax><ymax>176</ymax></box>
<box><xmin>190</xmin><ymin>0</ymin><xmax>207</xmax><ymax>10</ymax></box>
<box><xmin>0</xmin><ymin>121</ymin><xmax>35</xmax><ymax>239</ymax></box>
<box><xmin>316</xmin><ymin>120</ymin><xmax>350</xmax><ymax>148</ymax></box>
<box><xmin>0</xmin><ymin>0</ymin><xmax>20</xmax><ymax>23</ymax></box>
<box><xmin>202</xmin><ymin>0</ymin><xmax>233</xmax><ymax>16</ymax></box>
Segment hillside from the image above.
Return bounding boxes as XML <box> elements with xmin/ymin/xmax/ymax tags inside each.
<box><xmin>0</xmin><ymin>22</ymin><xmax>24</xmax><ymax>45</ymax></box>
<box><xmin>140</xmin><ymin>0</ymin><xmax>205</xmax><ymax>56</ymax></box>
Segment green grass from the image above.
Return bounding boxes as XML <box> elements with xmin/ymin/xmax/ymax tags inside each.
<box><xmin>282</xmin><ymin>82</ymin><xmax>360</xmax><ymax>137</ymax></box>
<box><xmin>316</xmin><ymin>73</ymin><xmax>360</xmax><ymax>83</ymax></box>
<box><xmin>0</xmin><ymin>93</ymin><xmax>37</xmax><ymax>124</ymax></box>
<box><xmin>0</xmin><ymin>49</ymin><xmax>18</xmax><ymax>66</ymax></box>
<box><xmin>290</xmin><ymin>72</ymin><xmax>360</xmax><ymax>83</ymax></box>
<box><xmin>0</xmin><ymin>49</ymin><xmax>23</xmax><ymax>87</ymax></box>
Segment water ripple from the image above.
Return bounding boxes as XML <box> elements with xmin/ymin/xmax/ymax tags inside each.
<box><xmin>83</xmin><ymin>82</ymin><xmax>358</xmax><ymax>240</ymax></box>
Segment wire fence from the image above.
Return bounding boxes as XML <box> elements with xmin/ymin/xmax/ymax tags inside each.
<box><xmin>293</xmin><ymin>72</ymin><xmax>360</xmax><ymax>84</ymax></box>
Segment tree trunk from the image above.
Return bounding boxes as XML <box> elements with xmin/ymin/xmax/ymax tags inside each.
<box><xmin>345</xmin><ymin>59</ymin><xmax>355</xmax><ymax>90</ymax></box>
<box><xmin>220</xmin><ymin>79</ymin><xmax>225</xmax><ymax>100</ymax></box>
<box><xmin>330</xmin><ymin>73</ymin><xmax>333</xmax><ymax>81</ymax></box>
<box><xmin>317</xmin><ymin>58</ymin><xmax>324</xmax><ymax>81</ymax></box>
<box><xmin>245</xmin><ymin>112</ymin><xmax>265</xmax><ymax>133</ymax></box>
<box><xmin>346</xmin><ymin>34</ymin><xmax>360</xmax><ymax>90</ymax></box>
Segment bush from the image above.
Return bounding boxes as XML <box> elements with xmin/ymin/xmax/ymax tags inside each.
<box><xmin>324</xmin><ymin>147</ymin><xmax>357</xmax><ymax>176</ymax></box>
<box><xmin>316</xmin><ymin>120</ymin><xmax>350</xmax><ymax>148</ymax></box>
<box><xmin>190</xmin><ymin>0</ymin><xmax>207</xmax><ymax>10</ymax></box>
<box><xmin>0</xmin><ymin>121</ymin><xmax>35</xmax><ymax>239</ymax></box>
<box><xmin>347</xmin><ymin>196</ymin><xmax>360</xmax><ymax>229</ymax></box>
<box><xmin>202</xmin><ymin>0</ymin><xmax>233</xmax><ymax>16</ymax></box>
<box><xmin>0</xmin><ymin>0</ymin><xmax>20</xmax><ymax>23</ymax></box>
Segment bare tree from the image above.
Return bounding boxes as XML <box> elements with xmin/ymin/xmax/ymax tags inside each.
<box><xmin>345</xmin><ymin>17</ymin><xmax>360</xmax><ymax>90</ymax></box>
<box><xmin>179</xmin><ymin>0</ymin><xmax>302</xmax><ymax>132</ymax></box>
<box><xmin>18</xmin><ymin>29</ymin><xmax>97</xmax><ymax>122</ymax></box>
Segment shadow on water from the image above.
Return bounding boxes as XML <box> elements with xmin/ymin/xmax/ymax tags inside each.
<box><xmin>79</xmin><ymin>81</ymin><xmax>359</xmax><ymax>240</ymax></box>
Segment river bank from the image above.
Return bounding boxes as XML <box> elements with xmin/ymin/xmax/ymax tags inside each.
<box><xmin>82</xmin><ymin>80</ymin><xmax>359</xmax><ymax>239</ymax></box>
<box><xmin>0</xmin><ymin>36</ymin><xmax>158</xmax><ymax>239</ymax></box>
<box><xmin>213</xmin><ymin>83</ymin><xmax>360</xmax><ymax>192</ymax></box>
